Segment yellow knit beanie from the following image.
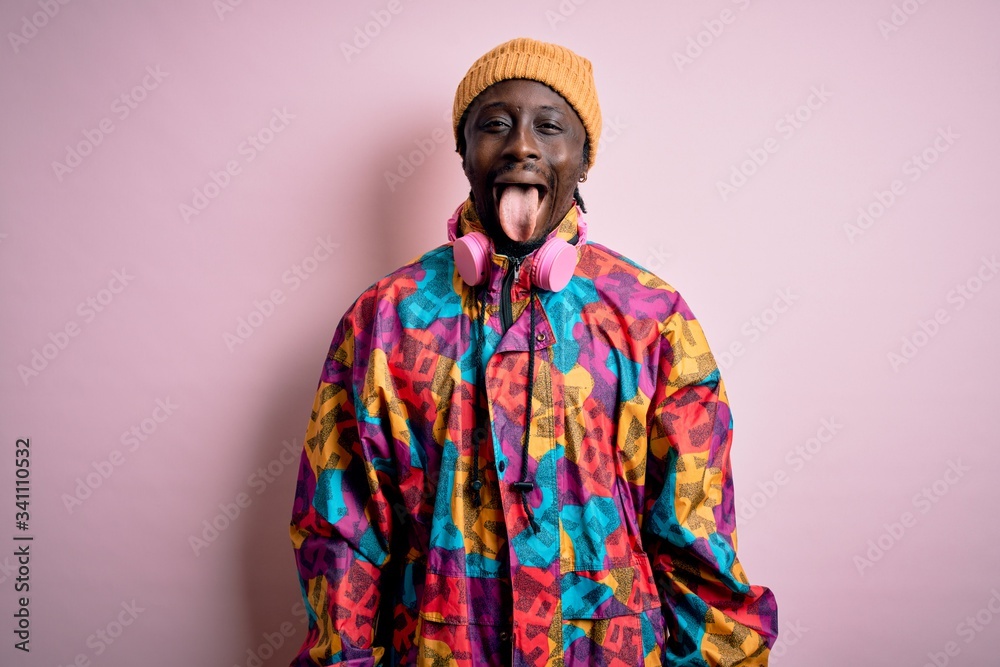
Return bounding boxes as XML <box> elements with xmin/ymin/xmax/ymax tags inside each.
<box><xmin>453</xmin><ymin>37</ymin><xmax>602</xmax><ymax>168</ymax></box>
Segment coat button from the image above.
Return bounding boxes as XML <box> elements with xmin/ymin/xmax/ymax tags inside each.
<box><xmin>497</xmin><ymin>461</ymin><xmax>506</xmax><ymax>473</ymax></box>
<box><xmin>499</xmin><ymin>631</ymin><xmax>510</xmax><ymax>642</ymax></box>
<box><xmin>536</xmin><ymin>332</ymin><xmax>545</xmax><ymax>341</ymax></box>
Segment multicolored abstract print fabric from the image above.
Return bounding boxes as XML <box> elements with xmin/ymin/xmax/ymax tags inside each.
<box><xmin>289</xmin><ymin>200</ymin><xmax>778</xmax><ymax>666</ymax></box>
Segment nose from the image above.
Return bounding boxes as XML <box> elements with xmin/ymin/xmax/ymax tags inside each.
<box><xmin>503</xmin><ymin>121</ymin><xmax>539</xmax><ymax>162</ymax></box>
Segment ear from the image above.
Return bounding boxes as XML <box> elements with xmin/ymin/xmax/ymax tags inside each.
<box><xmin>456</xmin><ymin>110</ymin><xmax>471</xmax><ymax>164</ymax></box>
<box><xmin>578</xmin><ymin>138</ymin><xmax>591</xmax><ymax>176</ymax></box>
<box><xmin>457</xmin><ymin>134</ymin><xmax>468</xmax><ymax>171</ymax></box>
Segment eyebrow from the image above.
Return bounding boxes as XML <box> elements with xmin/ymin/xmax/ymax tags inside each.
<box><xmin>477</xmin><ymin>101</ymin><xmax>566</xmax><ymax>115</ymax></box>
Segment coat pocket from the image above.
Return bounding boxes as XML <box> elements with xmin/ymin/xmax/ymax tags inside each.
<box><xmin>415</xmin><ymin>570</ymin><xmax>512</xmax><ymax>666</ymax></box>
<box><xmin>561</xmin><ymin>554</ymin><xmax>665</xmax><ymax>666</ymax></box>
<box><xmin>418</xmin><ymin>569</ymin><xmax>511</xmax><ymax>625</ymax></box>
<box><xmin>561</xmin><ymin>552</ymin><xmax>660</xmax><ymax>618</ymax></box>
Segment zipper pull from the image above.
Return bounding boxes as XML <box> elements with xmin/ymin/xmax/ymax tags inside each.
<box><xmin>512</xmin><ymin>256</ymin><xmax>523</xmax><ymax>283</ymax></box>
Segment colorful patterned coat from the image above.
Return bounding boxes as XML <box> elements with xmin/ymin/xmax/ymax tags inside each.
<box><xmin>289</xmin><ymin>200</ymin><xmax>778</xmax><ymax>666</ymax></box>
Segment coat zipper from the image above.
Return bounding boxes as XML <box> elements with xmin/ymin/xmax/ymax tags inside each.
<box><xmin>499</xmin><ymin>256</ymin><xmax>523</xmax><ymax>333</ymax></box>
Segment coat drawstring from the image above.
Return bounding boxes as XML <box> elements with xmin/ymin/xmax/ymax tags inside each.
<box><xmin>470</xmin><ymin>285</ymin><xmax>487</xmax><ymax>506</ymax></box>
<box><xmin>469</xmin><ymin>277</ymin><xmax>541</xmax><ymax>532</ymax></box>
<box><xmin>511</xmin><ymin>286</ymin><xmax>540</xmax><ymax>532</ymax></box>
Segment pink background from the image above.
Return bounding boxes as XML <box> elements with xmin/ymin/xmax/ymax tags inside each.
<box><xmin>3</xmin><ymin>1</ymin><xmax>999</xmax><ymax>665</ymax></box>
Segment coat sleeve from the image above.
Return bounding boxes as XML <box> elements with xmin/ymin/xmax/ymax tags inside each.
<box><xmin>289</xmin><ymin>295</ymin><xmax>398</xmax><ymax>666</ymax></box>
<box><xmin>642</xmin><ymin>295</ymin><xmax>779</xmax><ymax>667</ymax></box>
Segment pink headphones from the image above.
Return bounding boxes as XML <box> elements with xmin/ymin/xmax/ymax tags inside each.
<box><xmin>446</xmin><ymin>203</ymin><xmax>588</xmax><ymax>293</ymax></box>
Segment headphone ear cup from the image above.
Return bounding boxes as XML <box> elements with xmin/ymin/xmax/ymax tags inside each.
<box><xmin>453</xmin><ymin>232</ymin><xmax>492</xmax><ymax>286</ymax></box>
<box><xmin>532</xmin><ymin>238</ymin><xmax>577</xmax><ymax>292</ymax></box>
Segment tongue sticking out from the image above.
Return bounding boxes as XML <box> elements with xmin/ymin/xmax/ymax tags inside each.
<box><xmin>498</xmin><ymin>185</ymin><xmax>541</xmax><ymax>242</ymax></box>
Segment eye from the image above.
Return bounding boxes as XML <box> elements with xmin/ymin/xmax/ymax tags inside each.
<box><xmin>537</xmin><ymin>121</ymin><xmax>563</xmax><ymax>134</ymax></box>
<box><xmin>479</xmin><ymin>117</ymin><xmax>510</xmax><ymax>132</ymax></box>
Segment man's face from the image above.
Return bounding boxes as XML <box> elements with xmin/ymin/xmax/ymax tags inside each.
<box><xmin>461</xmin><ymin>79</ymin><xmax>587</xmax><ymax>249</ymax></box>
